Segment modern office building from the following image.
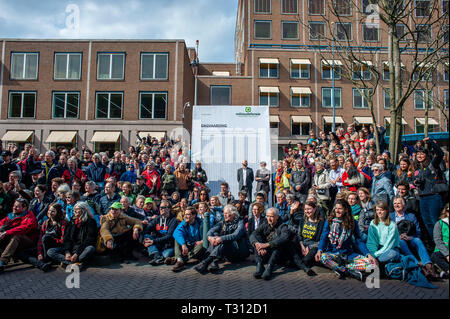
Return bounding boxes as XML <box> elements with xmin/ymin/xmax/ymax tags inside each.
<box><xmin>1</xmin><ymin>0</ymin><xmax>449</xmax><ymax>156</ymax></box>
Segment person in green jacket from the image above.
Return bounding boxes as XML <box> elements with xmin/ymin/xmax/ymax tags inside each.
<box><xmin>366</xmin><ymin>201</ymin><xmax>401</xmax><ymax>264</ymax></box>
<box><xmin>431</xmin><ymin>203</ymin><xmax>449</xmax><ymax>279</ymax></box>
<box><xmin>161</xmin><ymin>165</ymin><xmax>178</xmax><ymax>195</ymax></box>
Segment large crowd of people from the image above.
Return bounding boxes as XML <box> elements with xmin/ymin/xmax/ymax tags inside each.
<box><xmin>0</xmin><ymin>125</ymin><xmax>448</xmax><ymax>287</ymax></box>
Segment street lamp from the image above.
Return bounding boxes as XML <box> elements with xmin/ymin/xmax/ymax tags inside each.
<box><xmin>331</xmin><ymin>22</ymin><xmax>336</xmax><ymax>133</ymax></box>
<box><xmin>182</xmin><ymin>101</ymin><xmax>191</xmax><ymax>124</ymax></box>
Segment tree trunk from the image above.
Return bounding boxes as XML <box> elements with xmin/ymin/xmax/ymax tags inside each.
<box><xmin>424</xmin><ymin>90</ymin><xmax>429</xmax><ymax>138</ymax></box>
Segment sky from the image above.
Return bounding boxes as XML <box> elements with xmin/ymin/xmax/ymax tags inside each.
<box><xmin>0</xmin><ymin>0</ymin><xmax>239</xmax><ymax>62</ymax></box>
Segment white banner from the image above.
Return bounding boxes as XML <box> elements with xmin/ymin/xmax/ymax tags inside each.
<box><xmin>191</xmin><ymin>106</ymin><xmax>272</xmax><ymax>199</ymax></box>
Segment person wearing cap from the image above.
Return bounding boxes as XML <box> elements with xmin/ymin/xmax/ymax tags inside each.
<box><xmin>132</xmin><ymin>174</ymin><xmax>151</xmax><ymax>197</ymax></box>
<box><xmin>0</xmin><ymin>198</ymin><xmax>38</xmax><ymax>272</ymax></box>
<box><xmin>98</xmin><ymin>202</ymin><xmax>143</xmax><ymax>261</ymax></box>
<box><xmin>0</xmin><ymin>151</ymin><xmax>20</xmax><ymax>183</ymax></box>
<box><xmin>141</xmin><ymin>162</ymin><xmax>161</xmax><ymax>196</ymax></box>
<box><xmin>414</xmin><ymin>137</ymin><xmax>446</xmax><ymax>239</ymax></box>
<box><xmin>142</xmin><ymin>199</ymin><xmax>178</xmax><ymax>265</ymax></box>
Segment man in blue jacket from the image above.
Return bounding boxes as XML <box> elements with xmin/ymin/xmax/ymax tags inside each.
<box><xmin>194</xmin><ymin>204</ymin><xmax>250</xmax><ymax>274</ymax></box>
<box><xmin>172</xmin><ymin>206</ymin><xmax>205</xmax><ymax>272</ymax></box>
<box><xmin>85</xmin><ymin>154</ymin><xmax>107</xmax><ymax>189</ymax></box>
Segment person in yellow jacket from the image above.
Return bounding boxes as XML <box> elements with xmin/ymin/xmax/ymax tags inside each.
<box><xmin>98</xmin><ymin>202</ymin><xmax>143</xmax><ymax>261</ymax></box>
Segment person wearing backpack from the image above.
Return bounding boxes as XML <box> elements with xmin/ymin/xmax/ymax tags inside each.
<box><xmin>431</xmin><ymin>204</ymin><xmax>449</xmax><ymax>279</ymax></box>
<box><xmin>413</xmin><ymin>138</ymin><xmax>445</xmax><ymax>239</ymax></box>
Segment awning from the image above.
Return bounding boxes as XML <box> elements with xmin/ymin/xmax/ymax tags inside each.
<box><xmin>383</xmin><ymin>61</ymin><xmax>405</xmax><ymax>68</ymax></box>
<box><xmin>292</xmin><ymin>116</ymin><xmax>312</xmax><ymax>123</ymax></box>
<box><xmin>354</xmin><ymin>117</ymin><xmax>374</xmax><ymax>124</ymax></box>
<box><xmin>416</xmin><ymin>118</ymin><xmax>439</xmax><ymax>125</ymax></box>
<box><xmin>138</xmin><ymin>131</ymin><xmax>166</xmax><ymax>140</ymax></box>
<box><xmin>270</xmin><ymin>115</ymin><xmax>280</xmax><ymax>123</ymax></box>
<box><xmin>259</xmin><ymin>58</ymin><xmax>279</xmax><ymax>64</ymax></box>
<box><xmin>212</xmin><ymin>71</ymin><xmax>230</xmax><ymax>76</ymax></box>
<box><xmin>1</xmin><ymin>130</ymin><xmax>33</xmax><ymax>142</ymax></box>
<box><xmin>323</xmin><ymin>116</ymin><xmax>345</xmax><ymax>124</ymax></box>
<box><xmin>291</xmin><ymin>59</ymin><xmax>311</xmax><ymax>65</ymax></box>
<box><xmin>45</xmin><ymin>131</ymin><xmax>77</xmax><ymax>143</ymax></box>
<box><xmin>418</xmin><ymin>62</ymin><xmax>433</xmax><ymax>68</ymax></box>
<box><xmin>354</xmin><ymin>61</ymin><xmax>373</xmax><ymax>66</ymax></box>
<box><xmin>91</xmin><ymin>131</ymin><xmax>121</xmax><ymax>143</ymax></box>
<box><xmin>385</xmin><ymin>117</ymin><xmax>408</xmax><ymax>125</ymax></box>
<box><xmin>291</xmin><ymin>87</ymin><xmax>312</xmax><ymax>95</ymax></box>
<box><xmin>322</xmin><ymin>59</ymin><xmax>343</xmax><ymax>66</ymax></box>
<box><xmin>259</xmin><ymin>86</ymin><xmax>279</xmax><ymax>93</ymax></box>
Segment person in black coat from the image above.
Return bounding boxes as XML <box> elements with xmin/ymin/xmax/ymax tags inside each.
<box><xmin>29</xmin><ymin>184</ymin><xmax>53</xmax><ymax>225</ymax></box>
<box><xmin>237</xmin><ymin>160</ymin><xmax>254</xmax><ymax>202</ymax></box>
<box><xmin>47</xmin><ymin>201</ymin><xmax>97</xmax><ymax>270</ymax></box>
<box><xmin>247</xmin><ymin>202</ymin><xmax>266</xmax><ymax>243</ymax></box>
<box><xmin>255</xmin><ymin>161</ymin><xmax>271</xmax><ymax>200</ymax></box>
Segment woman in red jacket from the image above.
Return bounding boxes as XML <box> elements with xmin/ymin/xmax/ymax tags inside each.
<box><xmin>342</xmin><ymin>159</ymin><xmax>371</xmax><ymax>192</ymax></box>
<box><xmin>62</xmin><ymin>158</ymin><xmax>87</xmax><ymax>187</ymax></box>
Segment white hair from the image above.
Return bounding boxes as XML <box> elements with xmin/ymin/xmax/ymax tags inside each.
<box><xmin>224</xmin><ymin>204</ymin><xmax>239</xmax><ymax>217</ymax></box>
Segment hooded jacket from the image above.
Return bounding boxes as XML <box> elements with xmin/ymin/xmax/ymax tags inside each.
<box><xmin>371</xmin><ymin>172</ymin><xmax>394</xmax><ymax>203</ymax></box>
<box><xmin>173</xmin><ymin>217</ymin><xmax>203</xmax><ymax>246</ymax></box>
<box><xmin>0</xmin><ymin>210</ymin><xmax>38</xmax><ymax>241</ymax></box>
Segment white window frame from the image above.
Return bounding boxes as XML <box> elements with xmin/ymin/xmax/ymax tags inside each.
<box><xmin>210</xmin><ymin>86</ymin><xmax>232</xmax><ymax>105</ymax></box>
<box><xmin>54</xmin><ymin>53</ymin><xmax>82</xmax><ymax>80</ymax></box>
<box><xmin>291</xmin><ymin>121</ymin><xmax>311</xmax><ymax>136</ymax></box>
<box><xmin>282</xmin><ymin>21</ymin><xmax>299</xmax><ymax>40</ymax></box>
<box><xmin>444</xmin><ymin>89</ymin><xmax>449</xmax><ymax>109</ymax></box>
<box><xmin>140</xmin><ymin>53</ymin><xmax>169</xmax><ymax>80</ymax></box>
<box><xmin>322</xmin><ymin>63</ymin><xmax>341</xmax><ymax>80</ymax></box>
<box><xmin>414</xmin><ymin>89</ymin><xmax>433</xmax><ymax>109</ymax></box>
<box><xmin>8</xmin><ymin>91</ymin><xmax>36</xmax><ymax>118</ymax></box>
<box><xmin>353</xmin><ymin>88</ymin><xmax>371</xmax><ymax>109</ymax></box>
<box><xmin>259</xmin><ymin>62</ymin><xmax>279</xmax><ymax>78</ymax></box>
<box><xmin>95</xmin><ymin>92</ymin><xmax>123</xmax><ymax>119</ymax></box>
<box><xmin>97</xmin><ymin>53</ymin><xmax>125</xmax><ymax>80</ymax></box>
<box><xmin>52</xmin><ymin>92</ymin><xmax>80</xmax><ymax>119</ymax></box>
<box><xmin>334</xmin><ymin>0</ymin><xmax>352</xmax><ymax>16</ymax></box>
<box><xmin>254</xmin><ymin>20</ymin><xmax>272</xmax><ymax>39</ymax></box>
<box><xmin>290</xmin><ymin>62</ymin><xmax>310</xmax><ymax>79</ymax></box>
<box><xmin>291</xmin><ymin>92</ymin><xmax>311</xmax><ymax>108</ymax></box>
<box><xmin>335</xmin><ymin>22</ymin><xmax>353</xmax><ymax>41</ymax></box>
<box><xmin>416</xmin><ymin>24</ymin><xmax>432</xmax><ymax>43</ymax></box>
<box><xmin>322</xmin><ymin>87</ymin><xmax>342</xmax><ymax>108</ymax></box>
<box><xmin>352</xmin><ymin>64</ymin><xmax>372</xmax><ymax>80</ymax></box>
<box><xmin>10</xmin><ymin>52</ymin><xmax>39</xmax><ymax>80</ymax></box>
<box><xmin>139</xmin><ymin>92</ymin><xmax>168</xmax><ymax>120</ymax></box>
<box><xmin>383</xmin><ymin>88</ymin><xmax>391</xmax><ymax>109</ymax></box>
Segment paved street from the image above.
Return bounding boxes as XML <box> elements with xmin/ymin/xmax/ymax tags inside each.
<box><xmin>0</xmin><ymin>257</ymin><xmax>448</xmax><ymax>299</ymax></box>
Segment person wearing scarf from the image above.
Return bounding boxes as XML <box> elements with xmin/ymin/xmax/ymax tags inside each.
<box><xmin>315</xmin><ymin>199</ymin><xmax>377</xmax><ymax>281</ymax></box>
<box><xmin>62</xmin><ymin>158</ymin><xmax>87</xmax><ymax>187</ymax></box>
<box><xmin>194</xmin><ymin>204</ymin><xmax>250</xmax><ymax>274</ymax></box>
<box><xmin>347</xmin><ymin>192</ymin><xmax>362</xmax><ymax>221</ymax></box>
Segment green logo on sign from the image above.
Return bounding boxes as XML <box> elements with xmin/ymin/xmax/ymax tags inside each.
<box><xmin>245</xmin><ymin>107</ymin><xmax>251</xmax><ymax>113</ymax></box>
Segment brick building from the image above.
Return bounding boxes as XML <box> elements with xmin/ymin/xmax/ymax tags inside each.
<box><xmin>1</xmin><ymin>0</ymin><xmax>449</xmax><ymax>158</ymax></box>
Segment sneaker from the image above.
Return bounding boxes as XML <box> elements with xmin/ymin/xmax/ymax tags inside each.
<box><xmin>165</xmin><ymin>257</ymin><xmax>177</xmax><ymax>265</ymax></box>
<box><xmin>208</xmin><ymin>259</ymin><xmax>220</xmax><ymax>272</ymax></box>
<box><xmin>172</xmin><ymin>261</ymin><xmax>185</xmax><ymax>272</ymax></box>
<box><xmin>60</xmin><ymin>262</ymin><xmax>69</xmax><ymax>270</ymax></box>
<box><xmin>40</xmin><ymin>262</ymin><xmax>52</xmax><ymax>272</ymax></box>
<box><xmin>149</xmin><ymin>256</ymin><xmax>164</xmax><ymax>266</ymax></box>
<box><xmin>334</xmin><ymin>270</ymin><xmax>345</xmax><ymax>279</ymax></box>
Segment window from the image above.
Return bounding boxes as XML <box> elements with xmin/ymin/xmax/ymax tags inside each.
<box><xmin>282</xmin><ymin>21</ymin><xmax>299</xmax><ymax>39</ymax></box>
<box><xmin>414</xmin><ymin>90</ymin><xmax>433</xmax><ymax>109</ymax></box>
<box><xmin>97</xmin><ymin>53</ymin><xmax>125</xmax><ymax>80</ymax></box>
<box><xmin>363</xmin><ymin>23</ymin><xmax>379</xmax><ymax>41</ymax></box>
<box><xmin>383</xmin><ymin>63</ymin><xmax>390</xmax><ymax>81</ymax></box>
<box><xmin>444</xmin><ymin>90</ymin><xmax>449</xmax><ymax>109</ymax></box>
<box><xmin>415</xmin><ymin>119</ymin><xmax>436</xmax><ymax>133</ymax></box>
<box><xmin>9</xmin><ymin>92</ymin><xmax>36</xmax><ymax>118</ymax></box>
<box><xmin>396</xmin><ymin>24</ymin><xmax>407</xmax><ymax>42</ymax></box>
<box><xmin>383</xmin><ymin>89</ymin><xmax>391</xmax><ymax>109</ymax></box>
<box><xmin>255</xmin><ymin>20</ymin><xmax>272</xmax><ymax>39</ymax></box>
<box><xmin>335</xmin><ymin>23</ymin><xmax>352</xmax><ymax>41</ymax></box>
<box><xmin>443</xmin><ymin>24</ymin><xmax>449</xmax><ymax>43</ymax></box>
<box><xmin>52</xmin><ymin>92</ymin><xmax>79</xmax><ymax>118</ymax></box>
<box><xmin>413</xmin><ymin>67</ymin><xmax>433</xmax><ymax>81</ymax></box>
<box><xmin>444</xmin><ymin>66</ymin><xmax>449</xmax><ymax>81</ymax></box>
<box><xmin>309</xmin><ymin>22</ymin><xmax>326</xmax><ymax>40</ymax></box>
<box><xmin>290</xmin><ymin>62</ymin><xmax>310</xmax><ymax>79</ymax></box>
<box><xmin>322</xmin><ymin>87</ymin><xmax>342</xmax><ymax>108</ymax></box>
<box><xmin>139</xmin><ymin>92</ymin><xmax>167</xmax><ymax>119</ymax></box>
<box><xmin>416</xmin><ymin>24</ymin><xmax>432</xmax><ymax>42</ymax></box>
<box><xmin>282</xmin><ymin>0</ymin><xmax>298</xmax><ymax>13</ymax></box>
<box><xmin>11</xmin><ymin>53</ymin><xmax>38</xmax><ymax>80</ymax></box>
<box><xmin>322</xmin><ymin>63</ymin><xmax>341</xmax><ymax>80</ymax></box>
<box><xmin>334</xmin><ymin>0</ymin><xmax>352</xmax><ymax>15</ymax></box>
<box><xmin>259</xmin><ymin>93</ymin><xmax>279</xmax><ymax>107</ymax></box>
<box><xmin>444</xmin><ymin>0</ymin><xmax>449</xmax><ymax>15</ymax></box>
<box><xmin>210</xmin><ymin>86</ymin><xmax>231</xmax><ymax>105</ymax></box>
<box><xmin>260</xmin><ymin>62</ymin><xmax>278</xmax><ymax>78</ymax></box>
<box><xmin>96</xmin><ymin>92</ymin><xmax>123</xmax><ymax>119</ymax></box>
<box><xmin>292</xmin><ymin>122</ymin><xmax>311</xmax><ymax>136</ymax></box>
<box><xmin>353</xmin><ymin>88</ymin><xmax>372</xmax><ymax>108</ymax></box>
<box><xmin>352</xmin><ymin>63</ymin><xmax>372</xmax><ymax>80</ymax></box>
<box><xmin>54</xmin><ymin>53</ymin><xmax>81</xmax><ymax>80</ymax></box>
<box><xmin>141</xmin><ymin>53</ymin><xmax>168</xmax><ymax>80</ymax></box>
<box><xmin>291</xmin><ymin>93</ymin><xmax>310</xmax><ymax>108</ymax></box>
<box><xmin>255</xmin><ymin>0</ymin><xmax>271</xmax><ymax>13</ymax></box>
<box><xmin>309</xmin><ymin>0</ymin><xmax>325</xmax><ymax>15</ymax></box>
<box><xmin>415</xmin><ymin>0</ymin><xmax>431</xmax><ymax>17</ymax></box>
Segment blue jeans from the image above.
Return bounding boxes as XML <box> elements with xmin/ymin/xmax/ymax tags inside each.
<box><xmin>419</xmin><ymin>194</ymin><xmax>442</xmax><ymax>238</ymax></box>
<box><xmin>399</xmin><ymin>238</ymin><xmax>431</xmax><ymax>265</ymax></box>
<box><xmin>144</xmin><ymin>235</ymin><xmax>174</xmax><ymax>258</ymax></box>
<box><xmin>377</xmin><ymin>248</ymin><xmax>400</xmax><ymax>263</ymax></box>
<box><xmin>47</xmin><ymin>246</ymin><xmax>95</xmax><ymax>264</ymax></box>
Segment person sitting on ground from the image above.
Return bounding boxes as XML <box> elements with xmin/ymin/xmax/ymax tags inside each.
<box><xmin>366</xmin><ymin>201</ymin><xmax>401</xmax><ymax>265</ymax></box>
<box><xmin>194</xmin><ymin>204</ymin><xmax>250</xmax><ymax>274</ymax></box>
<box><xmin>0</xmin><ymin>198</ymin><xmax>38</xmax><ymax>272</ymax></box>
<box><xmin>47</xmin><ymin>201</ymin><xmax>97</xmax><ymax>270</ymax></box>
<box><xmin>98</xmin><ymin>202</ymin><xmax>143</xmax><ymax>262</ymax></box>
<box><xmin>315</xmin><ymin>199</ymin><xmax>377</xmax><ymax>281</ymax></box>
<box><xmin>171</xmin><ymin>206</ymin><xmax>206</xmax><ymax>273</ymax></box>
<box><xmin>17</xmin><ymin>203</ymin><xmax>67</xmax><ymax>272</ymax></box>
<box><xmin>390</xmin><ymin>196</ymin><xmax>438</xmax><ymax>280</ymax></box>
<box><xmin>431</xmin><ymin>204</ymin><xmax>449</xmax><ymax>279</ymax></box>
<box><xmin>142</xmin><ymin>199</ymin><xmax>178</xmax><ymax>265</ymax></box>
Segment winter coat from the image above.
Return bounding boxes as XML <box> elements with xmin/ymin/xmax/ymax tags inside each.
<box><xmin>289</xmin><ymin>168</ymin><xmax>311</xmax><ymax>199</ymax></box>
<box><xmin>99</xmin><ymin>212</ymin><xmax>143</xmax><ymax>244</ymax></box>
<box><xmin>173</xmin><ymin>217</ymin><xmax>204</xmax><ymax>246</ymax></box>
<box><xmin>207</xmin><ymin>217</ymin><xmax>249</xmax><ymax>252</ymax></box>
<box><xmin>174</xmin><ymin>169</ymin><xmax>191</xmax><ymax>191</ymax></box>
<box><xmin>161</xmin><ymin>172</ymin><xmax>178</xmax><ymax>193</ymax></box>
<box><xmin>414</xmin><ymin>140</ymin><xmax>445</xmax><ymax>197</ymax></box>
<box><xmin>249</xmin><ymin>218</ymin><xmax>290</xmax><ymax>249</ymax></box>
<box><xmin>0</xmin><ymin>210</ymin><xmax>38</xmax><ymax>242</ymax></box>
<box><xmin>371</xmin><ymin>172</ymin><xmax>394</xmax><ymax>203</ymax></box>
<box><xmin>141</xmin><ymin>169</ymin><xmax>161</xmax><ymax>194</ymax></box>
<box><xmin>85</xmin><ymin>163</ymin><xmax>107</xmax><ymax>183</ymax></box>
<box><xmin>37</xmin><ymin>219</ymin><xmax>67</xmax><ymax>256</ymax></box>
<box><xmin>313</xmin><ymin>170</ymin><xmax>331</xmax><ymax>201</ymax></box>
<box><xmin>29</xmin><ymin>196</ymin><xmax>53</xmax><ymax>224</ymax></box>
<box><xmin>62</xmin><ymin>217</ymin><xmax>98</xmax><ymax>255</ymax></box>
<box><xmin>142</xmin><ymin>214</ymin><xmax>178</xmax><ymax>250</ymax></box>
<box><xmin>99</xmin><ymin>193</ymin><xmax>121</xmax><ymax>215</ymax></box>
